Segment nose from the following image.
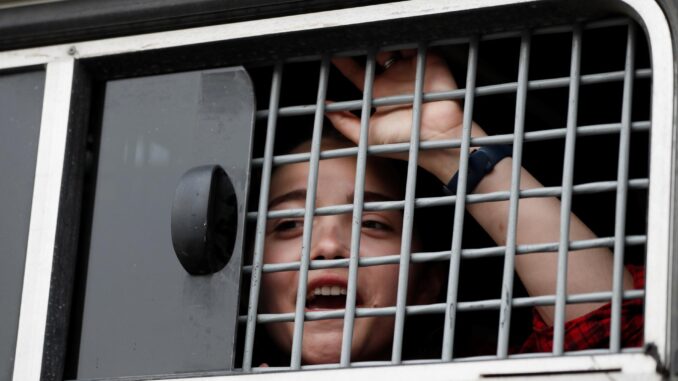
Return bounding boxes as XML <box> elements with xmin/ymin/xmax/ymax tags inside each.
<box><xmin>310</xmin><ymin>216</ymin><xmax>350</xmax><ymax>260</ymax></box>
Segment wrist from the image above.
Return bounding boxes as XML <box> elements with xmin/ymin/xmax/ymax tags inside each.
<box><xmin>443</xmin><ymin>144</ymin><xmax>513</xmax><ymax>195</ymax></box>
<box><xmin>420</xmin><ymin>148</ymin><xmax>459</xmax><ymax>183</ymax></box>
<box><xmin>418</xmin><ymin>122</ymin><xmax>488</xmax><ymax>183</ymax></box>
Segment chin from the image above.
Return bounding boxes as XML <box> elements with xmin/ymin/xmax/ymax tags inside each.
<box><xmin>300</xmin><ymin>317</ymin><xmax>393</xmax><ymax>365</ymax></box>
<box><xmin>301</xmin><ymin>320</ymin><xmax>344</xmax><ymax>364</ymax></box>
<box><xmin>302</xmin><ymin>349</ymin><xmax>342</xmax><ymax>365</ymax></box>
<box><xmin>267</xmin><ymin>316</ymin><xmax>393</xmax><ymax>365</ymax></box>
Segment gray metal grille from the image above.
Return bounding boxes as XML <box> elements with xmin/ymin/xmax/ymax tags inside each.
<box><xmin>240</xmin><ymin>17</ymin><xmax>649</xmax><ymax>371</ymax></box>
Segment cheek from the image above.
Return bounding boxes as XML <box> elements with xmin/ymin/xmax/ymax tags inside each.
<box><xmin>261</xmin><ymin>272</ymin><xmax>295</xmax><ymax>313</ymax></box>
<box><xmin>263</xmin><ymin>238</ymin><xmax>301</xmax><ymax>264</ymax></box>
<box><xmin>358</xmin><ymin>237</ymin><xmax>403</xmax><ymax>306</ymax></box>
<box><xmin>360</xmin><ymin>265</ymin><xmax>401</xmax><ymax>306</ymax></box>
<box><xmin>359</xmin><ymin>236</ymin><xmax>401</xmax><ymax>258</ymax></box>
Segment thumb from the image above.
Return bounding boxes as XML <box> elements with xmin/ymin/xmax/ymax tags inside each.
<box><xmin>325</xmin><ymin>109</ymin><xmax>362</xmax><ymax>145</ymax></box>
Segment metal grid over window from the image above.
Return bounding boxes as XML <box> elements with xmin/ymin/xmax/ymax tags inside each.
<box><xmin>239</xmin><ymin>17</ymin><xmax>650</xmax><ymax>372</ymax></box>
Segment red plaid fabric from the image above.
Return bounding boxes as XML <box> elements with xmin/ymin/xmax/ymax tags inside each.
<box><xmin>519</xmin><ymin>265</ymin><xmax>645</xmax><ymax>353</ymax></box>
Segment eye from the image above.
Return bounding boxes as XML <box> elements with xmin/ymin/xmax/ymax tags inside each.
<box><xmin>272</xmin><ymin>219</ymin><xmax>304</xmax><ymax>236</ymax></box>
<box><xmin>362</xmin><ymin>219</ymin><xmax>392</xmax><ymax>231</ymax></box>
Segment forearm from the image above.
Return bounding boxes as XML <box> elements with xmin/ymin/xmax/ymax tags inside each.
<box><xmin>468</xmin><ymin>159</ymin><xmax>635</xmax><ymax>325</ymax></box>
<box><xmin>420</xmin><ymin>134</ymin><xmax>635</xmax><ymax>325</ymax></box>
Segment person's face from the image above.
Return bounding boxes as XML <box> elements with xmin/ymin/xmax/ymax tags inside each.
<box><xmin>260</xmin><ymin>145</ymin><xmax>427</xmax><ymax>364</ymax></box>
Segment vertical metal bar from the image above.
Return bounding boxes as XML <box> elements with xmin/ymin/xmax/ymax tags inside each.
<box><xmin>496</xmin><ymin>32</ymin><xmax>530</xmax><ymax>358</ymax></box>
<box><xmin>391</xmin><ymin>44</ymin><xmax>426</xmax><ymax>364</ymax></box>
<box><xmin>552</xmin><ymin>25</ymin><xmax>582</xmax><ymax>355</ymax></box>
<box><xmin>340</xmin><ymin>51</ymin><xmax>376</xmax><ymax>367</ymax></box>
<box><xmin>290</xmin><ymin>56</ymin><xmax>331</xmax><ymax>368</ymax></box>
<box><xmin>243</xmin><ymin>62</ymin><xmax>283</xmax><ymax>371</ymax></box>
<box><xmin>442</xmin><ymin>37</ymin><xmax>479</xmax><ymax>361</ymax></box>
<box><xmin>610</xmin><ymin>23</ymin><xmax>635</xmax><ymax>353</ymax></box>
<box><xmin>13</xmin><ymin>59</ymin><xmax>75</xmax><ymax>381</ymax></box>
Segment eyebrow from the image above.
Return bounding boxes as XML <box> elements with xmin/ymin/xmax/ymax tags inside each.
<box><xmin>268</xmin><ymin>189</ymin><xmax>307</xmax><ymax>210</ymax></box>
<box><xmin>268</xmin><ymin>189</ymin><xmax>398</xmax><ymax>210</ymax></box>
<box><xmin>360</xmin><ymin>191</ymin><xmax>398</xmax><ymax>204</ymax></box>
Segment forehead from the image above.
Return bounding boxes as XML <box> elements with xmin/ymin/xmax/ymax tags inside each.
<box><xmin>269</xmin><ymin>155</ymin><xmax>403</xmax><ymax>202</ymax></box>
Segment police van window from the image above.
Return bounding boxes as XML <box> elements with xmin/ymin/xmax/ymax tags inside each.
<box><xmin>0</xmin><ymin>70</ymin><xmax>44</xmax><ymax>381</ymax></box>
<box><xmin>59</xmin><ymin>11</ymin><xmax>655</xmax><ymax>381</ymax></box>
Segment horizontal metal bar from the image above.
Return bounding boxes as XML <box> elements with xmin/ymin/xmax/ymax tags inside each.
<box><xmin>449</xmin><ymin>289</ymin><xmax>644</xmax><ymax>313</ymax></box>
<box><xmin>477</xmin><ymin>17</ymin><xmax>631</xmax><ymax>43</ymax></box>
<box><xmin>218</xmin><ymin>19</ymin><xmax>634</xmax><ymax>73</ymax></box>
<box><xmin>462</xmin><ymin>235</ymin><xmax>647</xmax><ymax>259</ymax></box>
<box><xmin>251</xmin><ymin>120</ymin><xmax>650</xmax><ymax>167</ymax></box>
<box><xmin>255</xmin><ymin>69</ymin><xmax>651</xmax><ymax>119</ymax></box>
<box><xmin>239</xmin><ymin>289</ymin><xmax>644</xmax><ymax>324</ymax></box>
<box><xmin>284</xmin><ymin>19</ymin><xmax>632</xmax><ymax>67</ymax></box>
<box><xmin>244</xmin><ymin>20</ymin><xmax>633</xmax><ymax>71</ymax></box>
<box><xmin>242</xmin><ymin>235</ymin><xmax>646</xmax><ymax>274</ymax></box>
<box><xmin>245</xmin><ymin>347</ymin><xmax>646</xmax><ymax>372</ymax></box>
<box><xmin>0</xmin><ymin>0</ymin><xmax>559</xmax><ymax>70</ymax></box>
<box><xmin>507</xmin><ymin>347</ymin><xmax>644</xmax><ymax>360</ymax></box>
<box><xmin>425</xmin><ymin>18</ymin><xmax>632</xmax><ymax>48</ymax></box>
<box><xmin>247</xmin><ymin>178</ymin><xmax>649</xmax><ymax>220</ymax></box>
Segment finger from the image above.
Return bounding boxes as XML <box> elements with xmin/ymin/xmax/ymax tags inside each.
<box><xmin>332</xmin><ymin>57</ymin><xmax>365</xmax><ymax>91</ymax></box>
<box><xmin>325</xmin><ymin>109</ymin><xmax>362</xmax><ymax>144</ymax></box>
<box><xmin>259</xmin><ymin>363</ymin><xmax>269</xmax><ymax>368</ymax></box>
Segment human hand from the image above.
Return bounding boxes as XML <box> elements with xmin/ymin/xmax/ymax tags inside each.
<box><xmin>327</xmin><ymin>50</ymin><xmax>485</xmax><ymax>183</ymax></box>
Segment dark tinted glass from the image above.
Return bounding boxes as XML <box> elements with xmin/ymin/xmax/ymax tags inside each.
<box><xmin>73</xmin><ymin>67</ymin><xmax>254</xmax><ymax>379</ymax></box>
<box><xmin>0</xmin><ymin>70</ymin><xmax>45</xmax><ymax>381</ymax></box>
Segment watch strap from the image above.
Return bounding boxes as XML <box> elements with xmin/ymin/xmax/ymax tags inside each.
<box><xmin>444</xmin><ymin>144</ymin><xmax>512</xmax><ymax>195</ymax></box>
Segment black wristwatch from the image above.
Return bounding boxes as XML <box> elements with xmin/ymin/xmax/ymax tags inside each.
<box><xmin>444</xmin><ymin>144</ymin><xmax>513</xmax><ymax>195</ymax></box>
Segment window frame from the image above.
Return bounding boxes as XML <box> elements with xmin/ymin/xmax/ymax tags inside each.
<box><xmin>2</xmin><ymin>0</ymin><xmax>674</xmax><ymax>380</ymax></box>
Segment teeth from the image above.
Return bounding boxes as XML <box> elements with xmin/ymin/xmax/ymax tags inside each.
<box><xmin>311</xmin><ymin>286</ymin><xmax>348</xmax><ymax>297</ymax></box>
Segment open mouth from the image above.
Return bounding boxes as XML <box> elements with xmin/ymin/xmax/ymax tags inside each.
<box><xmin>306</xmin><ymin>284</ymin><xmax>363</xmax><ymax>310</ymax></box>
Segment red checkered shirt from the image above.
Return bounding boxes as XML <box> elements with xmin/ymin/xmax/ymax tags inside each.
<box><xmin>519</xmin><ymin>265</ymin><xmax>645</xmax><ymax>353</ymax></box>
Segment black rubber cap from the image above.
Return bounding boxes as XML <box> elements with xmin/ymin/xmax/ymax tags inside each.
<box><xmin>171</xmin><ymin>165</ymin><xmax>237</xmax><ymax>275</ymax></box>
